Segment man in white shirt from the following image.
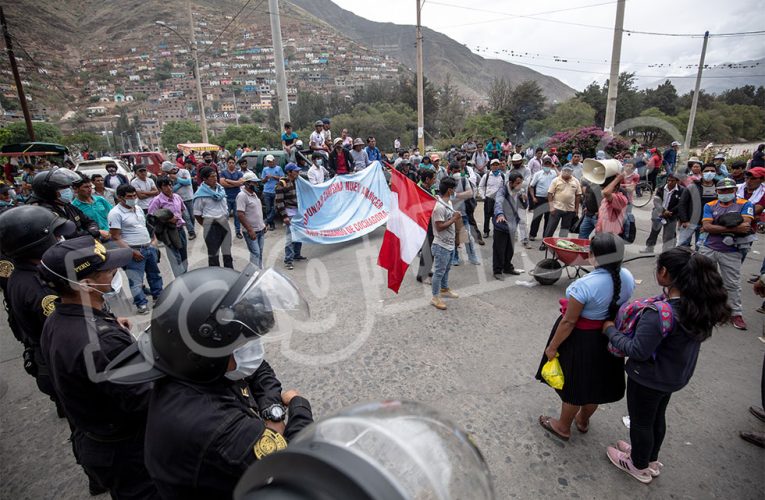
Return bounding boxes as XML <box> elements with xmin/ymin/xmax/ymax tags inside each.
<box><xmin>308</xmin><ymin>153</ymin><xmax>329</xmax><ymax>184</ymax></box>
<box><xmin>108</xmin><ymin>184</ymin><xmax>163</xmax><ymax>315</ymax></box>
<box><xmin>479</xmin><ymin>159</ymin><xmax>505</xmax><ymax>238</ymax></box>
<box><xmin>193</xmin><ymin>166</ymin><xmax>234</xmax><ymax>269</ymax></box>
<box><xmin>471</xmin><ymin>144</ymin><xmax>489</xmax><ymax>176</ymax></box>
<box><xmin>321</xmin><ymin>118</ymin><xmax>332</xmax><ymax>145</ymax></box>
<box><xmin>235</xmin><ymin>171</ymin><xmax>267</xmax><ymax>268</ymax></box>
<box><xmin>309</xmin><ymin>120</ymin><xmax>329</xmax><ymax>162</ymax></box>
<box><xmin>130</xmin><ymin>165</ymin><xmax>158</xmax><ymax>210</ymax></box>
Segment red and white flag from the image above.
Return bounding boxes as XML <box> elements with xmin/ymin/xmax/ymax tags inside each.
<box><xmin>377</xmin><ymin>168</ymin><xmax>437</xmax><ymax>293</ymax></box>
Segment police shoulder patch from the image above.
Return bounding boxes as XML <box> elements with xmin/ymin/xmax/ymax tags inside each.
<box><xmin>41</xmin><ymin>295</ymin><xmax>58</xmax><ymax>317</ymax></box>
<box><xmin>0</xmin><ymin>260</ymin><xmax>13</xmax><ymax>278</ymax></box>
<box><xmin>253</xmin><ymin>428</ymin><xmax>287</xmax><ymax>459</ymax></box>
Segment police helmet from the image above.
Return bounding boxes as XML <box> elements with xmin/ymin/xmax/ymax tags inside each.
<box><xmin>0</xmin><ymin>205</ymin><xmax>76</xmax><ymax>259</ymax></box>
<box><xmin>105</xmin><ymin>266</ymin><xmax>309</xmax><ymax>384</ymax></box>
<box><xmin>31</xmin><ymin>167</ymin><xmax>81</xmax><ymax>201</ymax></box>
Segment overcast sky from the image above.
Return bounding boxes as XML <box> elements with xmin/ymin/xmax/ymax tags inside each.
<box><xmin>331</xmin><ymin>0</ymin><xmax>765</xmax><ymax>90</ymax></box>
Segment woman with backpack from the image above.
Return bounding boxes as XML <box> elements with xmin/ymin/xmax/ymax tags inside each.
<box><xmin>536</xmin><ymin>233</ymin><xmax>635</xmax><ymax>441</ymax></box>
<box><xmin>601</xmin><ymin>247</ymin><xmax>731</xmax><ymax>483</ymax></box>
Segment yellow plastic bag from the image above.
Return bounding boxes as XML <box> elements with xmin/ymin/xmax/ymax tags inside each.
<box><xmin>541</xmin><ymin>354</ymin><xmax>565</xmax><ymax>390</ymax></box>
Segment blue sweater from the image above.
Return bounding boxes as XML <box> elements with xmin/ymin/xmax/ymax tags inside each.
<box><xmin>605</xmin><ymin>298</ymin><xmax>702</xmax><ymax>393</ymax></box>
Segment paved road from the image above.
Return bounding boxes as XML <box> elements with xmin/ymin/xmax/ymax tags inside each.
<box><xmin>1</xmin><ymin>203</ymin><xmax>764</xmax><ymax>499</ymax></box>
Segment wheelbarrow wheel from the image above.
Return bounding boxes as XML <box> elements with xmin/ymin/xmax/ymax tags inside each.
<box><xmin>532</xmin><ymin>259</ymin><xmax>563</xmax><ymax>285</ymax></box>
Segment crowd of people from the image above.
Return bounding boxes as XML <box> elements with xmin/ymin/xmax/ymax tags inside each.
<box><xmin>0</xmin><ymin>127</ymin><xmax>763</xmax><ymax>497</ymax></box>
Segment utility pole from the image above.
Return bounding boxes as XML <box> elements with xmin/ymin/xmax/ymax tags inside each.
<box><xmin>603</xmin><ymin>0</ymin><xmax>626</xmax><ymax>133</ymax></box>
<box><xmin>269</xmin><ymin>0</ymin><xmax>290</xmax><ymax>126</ymax></box>
<box><xmin>683</xmin><ymin>31</ymin><xmax>709</xmax><ymax>158</ymax></box>
<box><xmin>188</xmin><ymin>0</ymin><xmax>208</xmax><ymax>142</ymax></box>
<box><xmin>415</xmin><ymin>0</ymin><xmax>425</xmax><ymax>153</ymax></box>
<box><xmin>233</xmin><ymin>90</ymin><xmax>239</xmax><ymax>126</ymax></box>
<box><xmin>1</xmin><ymin>6</ymin><xmax>35</xmax><ymax>141</ymax></box>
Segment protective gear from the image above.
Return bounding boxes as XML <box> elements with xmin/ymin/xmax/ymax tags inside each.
<box><xmin>31</xmin><ymin>167</ymin><xmax>80</xmax><ymax>201</ymax></box>
<box><xmin>105</xmin><ymin>266</ymin><xmax>308</xmax><ymax>384</ymax></box>
<box><xmin>702</xmin><ymin>172</ymin><xmax>716</xmax><ymax>181</ymax></box>
<box><xmin>224</xmin><ymin>338</ymin><xmax>265</xmax><ymax>380</ymax></box>
<box><xmin>0</xmin><ymin>205</ymin><xmax>76</xmax><ymax>259</ymax></box>
<box><xmin>58</xmin><ymin>187</ymin><xmax>74</xmax><ymax>203</ymax></box>
<box><xmin>125</xmin><ymin>198</ymin><xmax>138</xmax><ymax>208</ymax></box>
<box><xmin>717</xmin><ymin>193</ymin><xmax>736</xmax><ymax>203</ymax></box>
<box><xmin>542</xmin><ymin>166</ymin><xmax>551</xmax><ymax>173</ymax></box>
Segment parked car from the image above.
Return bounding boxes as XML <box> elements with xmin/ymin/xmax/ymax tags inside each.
<box><xmin>119</xmin><ymin>152</ymin><xmax>166</xmax><ymax>176</ymax></box>
<box><xmin>75</xmin><ymin>157</ymin><xmax>133</xmax><ymax>181</ymax></box>
<box><xmin>239</xmin><ymin>150</ymin><xmax>289</xmax><ymax>176</ymax></box>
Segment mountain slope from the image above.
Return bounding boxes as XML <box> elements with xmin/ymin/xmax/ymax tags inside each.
<box><xmin>289</xmin><ymin>0</ymin><xmax>576</xmax><ymax>103</ymax></box>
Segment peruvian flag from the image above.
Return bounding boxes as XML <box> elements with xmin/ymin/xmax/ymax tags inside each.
<box><xmin>377</xmin><ymin>168</ymin><xmax>437</xmax><ymax>293</ymax></box>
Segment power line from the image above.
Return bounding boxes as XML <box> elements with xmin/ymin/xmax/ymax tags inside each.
<box><xmin>202</xmin><ymin>0</ymin><xmax>262</xmax><ymax>53</ymax></box>
<box><xmin>441</xmin><ymin>0</ymin><xmax>619</xmax><ymax>29</ymax></box>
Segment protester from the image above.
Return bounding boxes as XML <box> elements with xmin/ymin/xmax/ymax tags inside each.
<box><xmin>528</xmin><ymin>157</ymin><xmax>558</xmax><ymax>241</ymax></box>
<box><xmin>104</xmin><ymin>163</ymin><xmax>128</xmax><ymax>190</ymax></box>
<box><xmin>108</xmin><ymin>184</ymin><xmax>163</xmax><ymax>314</ymax></box>
<box><xmin>341</xmin><ymin>128</ymin><xmax>353</xmax><ymax>148</ymax></box>
<box><xmin>478</xmin><ymin>159</ymin><xmax>504</xmax><ymax>239</ymax></box>
<box><xmin>261</xmin><ymin>155</ymin><xmax>284</xmax><ymax>231</ymax></box>
<box><xmin>647</xmin><ymin>148</ymin><xmax>663</xmax><ymax>188</ymax></box>
<box><xmin>308</xmin><ymin>152</ymin><xmax>330</xmax><ymax>184</ymax></box>
<box><xmin>72</xmin><ymin>174</ymin><xmax>112</xmax><ymax>232</ymax></box>
<box><xmin>236</xmin><ymin>171</ymin><xmax>267</xmax><ymax>268</ymax></box>
<box><xmin>698</xmin><ymin>178</ymin><xmax>755</xmax><ymax>330</ymax></box>
<box><xmin>219</xmin><ymin>156</ymin><xmax>245</xmax><ymax>239</ymax></box>
<box><xmin>751</xmin><ymin>144</ymin><xmax>765</xmax><ymax>168</ymax></box>
<box><xmin>90</xmin><ymin>173</ymin><xmax>115</xmax><ymax>205</ymax></box>
<box><xmin>349</xmin><ymin>138</ymin><xmax>371</xmax><ymax>172</ymax></box>
<box><xmin>276</xmin><ymin>164</ymin><xmax>305</xmax><ymax>270</ymax></box>
<box><xmin>430</xmin><ymin>176</ymin><xmax>461</xmax><ymax>310</ymax></box>
<box><xmin>564</xmin><ymin>150</ymin><xmax>584</xmax><ymax>181</ymax></box>
<box><xmin>713</xmin><ymin>153</ymin><xmax>729</xmax><ymax>177</ymax></box>
<box><xmin>365</xmin><ymin>136</ymin><xmax>382</xmax><ymax>163</ymax></box>
<box><xmin>471</xmin><ymin>142</ymin><xmax>489</xmax><ymax>176</ymax></box>
<box><xmin>737</xmin><ymin>167</ymin><xmax>764</xmax><ymax>218</ymax></box>
<box><xmin>677</xmin><ymin>163</ymin><xmax>719</xmax><ymax>248</ymax></box>
<box><xmin>448</xmin><ymin>162</ymin><xmax>481</xmax><ymax>266</ymax></box>
<box><xmin>640</xmin><ymin>172</ymin><xmax>684</xmax><ymax>254</ymax></box>
<box><xmin>416</xmin><ymin>169</ymin><xmax>438</xmax><ymax>285</ymax></box>
<box><xmin>542</xmin><ymin>164</ymin><xmax>581</xmax><ymax>245</ymax></box>
<box><xmin>148</xmin><ymin>178</ymin><xmax>188</xmax><ymax>277</ymax></box>
<box><xmin>193</xmin><ymin>167</ymin><xmax>234</xmax><ymax>269</ymax></box>
<box><xmin>536</xmin><ymin>233</ymin><xmax>635</xmax><ymax>441</ymax></box>
<box><xmin>281</xmin><ymin>122</ymin><xmax>298</xmax><ymax>156</ymax></box>
<box><xmin>686</xmin><ymin>157</ymin><xmax>703</xmax><ymax>184</ymax></box>
<box><xmin>163</xmin><ymin>161</ymin><xmax>196</xmax><ymax>240</ymax></box>
<box><xmin>663</xmin><ymin>141</ymin><xmax>680</xmax><ymax>174</ymax></box>
<box><xmin>594</xmin><ymin>173</ymin><xmax>629</xmax><ymax>236</ymax></box>
<box><xmin>328</xmin><ymin>138</ymin><xmax>353</xmax><ymax>176</ymax></box>
<box><xmin>729</xmin><ymin>160</ymin><xmax>747</xmax><ymax>185</ymax></box>
<box><xmin>194</xmin><ymin>151</ymin><xmax>218</xmax><ymax>185</ymax></box>
<box><xmin>602</xmin><ymin>247</ymin><xmax>731</xmax><ymax>483</ymax></box>
<box><xmin>492</xmin><ymin>172</ymin><xmax>524</xmax><ymax>280</ymax></box>
<box><xmin>130</xmin><ymin>165</ymin><xmax>158</xmax><ymax>210</ymax></box>
<box><xmin>528</xmin><ymin>148</ymin><xmax>544</xmax><ymax>175</ymax></box>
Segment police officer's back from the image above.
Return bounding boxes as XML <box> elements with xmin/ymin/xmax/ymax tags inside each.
<box><xmin>107</xmin><ymin>266</ymin><xmax>313</xmax><ymax>499</ymax></box>
<box><xmin>38</xmin><ymin>236</ymin><xmax>158</xmax><ymax>499</ymax></box>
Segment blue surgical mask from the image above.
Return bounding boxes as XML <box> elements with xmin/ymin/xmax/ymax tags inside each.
<box><xmin>543</xmin><ymin>166</ymin><xmax>551</xmax><ymax>173</ymax></box>
<box><xmin>702</xmin><ymin>172</ymin><xmax>716</xmax><ymax>181</ymax></box>
<box><xmin>58</xmin><ymin>187</ymin><xmax>74</xmax><ymax>203</ymax></box>
<box><xmin>225</xmin><ymin>338</ymin><xmax>265</xmax><ymax>380</ymax></box>
<box><xmin>717</xmin><ymin>193</ymin><xmax>736</xmax><ymax>203</ymax></box>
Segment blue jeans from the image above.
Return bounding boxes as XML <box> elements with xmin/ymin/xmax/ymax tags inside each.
<box><xmin>124</xmin><ymin>246</ymin><xmax>163</xmax><ymax>307</ymax></box>
<box><xmin>431</xmin><ymin>243</ymin><xmax>453</xmax><ymax>296</ymax></box>
<box><xmin>452</xmin><ymin>214</ymin><xmax>479</xmax><ymax>264</ymax></box>
<box><xmin>226</xmin><ymin>198</ymin><xmax>241</xmax><ymax>233</ymax></box>
<box><xmin>182</xmin><ymin>199</ymin><xmax>196</xmax><ymax>235</ymax></box>
<box><xmin>166</xmin><ymin>229</ymin><xmax>188</xmax><ymax>277</ymax></box>
<box><xmin>264</xmin><ymin>192</ymin><xmax>276</xmax><ymax>226</ymax></box>
<box><xmin>578</xmin><ymin>214</ymin><xmax>597</xmax><ymax>239</ymax></box>
<box><xmin>284</xmin><ymin>224</ymin><xmax>302</xmax><ymax>263</ymax></box>
<box><xmin>244</xmin><ymin>229</ymin><xmax>265</xmax><ymax>268</ymax></box>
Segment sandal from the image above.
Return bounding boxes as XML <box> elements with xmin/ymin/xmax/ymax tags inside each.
<box><xmin>538</xmin><ymin>415</ymin><xmax>570</xmax><ymax>441</ymax></box>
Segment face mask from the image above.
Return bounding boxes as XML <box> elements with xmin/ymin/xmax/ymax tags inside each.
<box><xmin>492</xmin><ymin>170</ymin><xmax>500</xmax><ymax>176</ymax></box>
<box><xmin>225</xmin><ymin>338</ymin><xmax>265</xmax><ymax>380</ymax></box>
<box><xmin>58</xmin><ymin>187</ymin><xmax>74</xmax><ymax>203</ymax></box>
<box><xmin>204</xmin><ymin>158</ymin><xmax>212</xmax><ymax>163</ymax></box>
<box><xmin>124</xmin><ymin>198</ymin><xmax>137</xmax><ymax>208</ymax></box>
<box><xmin>452</xmin><ymin>173</ymin><xmax>461</xmax><ymax>179</ymax></box>
<box><xmin>543</xmin><ymin>167</ymin><xmax>551</xmax><ymax>173</ymax></box>
<box><xmin>702</xmin><ymin>172</ymin><xmax>716</xmax><ymax>181</ymax></box>
<box><xmin>449</xmin><ymin>192</ymin><xmax>457</xmax><ymax>201</ymax></box>
<box><xmin>717</xmin><ymin>193</ymin><xmax>735</xmax><ymax>203</ymax></box>
<box><xmin>316</xmin><ymin>159</ymin><xmax>323</xmax><ymax>166</ymax></box>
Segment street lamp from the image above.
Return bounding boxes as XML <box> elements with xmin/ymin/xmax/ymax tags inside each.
<box><xmin>155</xmin><ymin>13</ymin><xmax>208</xmax><ymax>143</ymax></box>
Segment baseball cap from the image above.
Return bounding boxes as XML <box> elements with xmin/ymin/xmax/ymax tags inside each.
<box><xmin>511</xmin><ymin>154</ymin><xmax>523</xmax><ymax>162</ymax></box>
<box><xmin>561</xmin><ymin>165</ymin><xmax>573</xmax><ymax>172</ymax></box>
<box><xmin>264</xmin><ymin>154</ymin><xmax>275</xmax><ymax>162</ymax></box>
<box><xmin>715</xmin><ymin>178</ymin><xmax>736</xmax><ymax>190</ymax></box>
<box><xmin>40</xmin><ymin>236</ymin><xmax>133</xmax><ymax>285</ymax></box>
<box><xmin>490</xmin><ymin>159</ymin><xmax>500</xmax><ymax>165</ymax></box>
<box><xmin>161</xmin><ymin>161</ymin><xmax>176</xmax><ymax>173</ymax></box>
<box><xmin>429</xmin><ymin>154</ymin><xmax>440</xmax><ymax>162</ymax></box>
<box><xmin>745</xmin><ymin>167</ymin><xmax>765</xmax><ymax>179</ymax></box>
<box><xmin>542</xmin><ymin>156</ymin><xmax>553</xmax><ymax>165</ymax></box>
<box><xmin>242</xmin><ymin>171</ymin><xmax>260</xmax><ymax>182</ymax></box>
<box><xmin>285</xmin><ymin>163</ymin><xmax>301</xmax><ymax>173</ymax></box>
<box><xmin>671</xmin><ymin>141</ymin><xmax>680</xmax><ymax>146</ymax></box>
<box><xmin>135</xmin><ymin>165</ymin><xmax>147</xmax><ymax>172</ymax></box>
<box><xmin>314</xmin><ymin>120</ymin><xmax>324</xmax><ymax>126</ymax></box>
<box><xmin>714</xmin><ymin>153</ymin><xmax>725</xmax><ymax>160</ymax></box>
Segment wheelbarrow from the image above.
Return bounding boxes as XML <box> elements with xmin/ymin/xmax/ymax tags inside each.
<box><xmin>529</xmin><ymin>237</ymin><xmax>656</xmax><ymax>285</ymax></box>
<box><xmin>530</xmin><ymin>237</ymin><xmax>591</xmax><ymax>285</ymax></box>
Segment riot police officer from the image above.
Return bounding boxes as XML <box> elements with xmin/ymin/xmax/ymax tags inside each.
<box><xmin>29</xmin><ymin>167</ymin><xmax>102</xmax><ymax>239</ymax></box>
<box><xmin>0</xmin><ymin>206</ymin><xmax>76</xmax><ymax>414</ymax></box>
<box><xmin>38</xmin><ymin>236</ymin><xmax>159</xmax><ymax>499</ymax></box>
<box><xmin>106</xmin><ymin>265</ymin><xmax>313</xmax><ymax>499</ymax></box>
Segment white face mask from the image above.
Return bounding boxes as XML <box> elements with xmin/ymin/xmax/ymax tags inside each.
<box><xmin>42</xmin><ymin>265</ymin><xmax>122</xmax><ymax>298</ymax></box>
<box><xmin>124</xmin><ymin>198</ymin><xmax>137</xmax><ymax>208</ymax></box>
<box><xmin>225</xmin><ymin>338</ymin><xmax>265</xmax><ymax>380</ymax></box>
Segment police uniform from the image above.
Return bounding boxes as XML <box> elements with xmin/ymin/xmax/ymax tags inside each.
<box><xmin>6</xmin><ymin>261</ymin><xmax>59</xmax><ymax>398</ymax></box>
<box><xmin>145</xmin><ymin>363</ymin><xmax>313</xmax><ymax>499</ymax></box>
<box><xmin>30</xmin><ymin>197</ymin><xmax>101</xmax><ymax>238</ymax></box>
<box><xmin>39</xmin><ymin>236</ymin><xmax>158</xmax><ymax>499</ymax></box>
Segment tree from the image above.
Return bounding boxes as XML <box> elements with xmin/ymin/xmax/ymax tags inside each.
<box><xmin>635</xmin><ymin>107</ymin><xmax>683</xmax><ymax>146</ymax></box>
<box><xmin>161</xmin><ymin>121</ymin><xmax>202</xmax><ymax>150</ymax></box>
<box><xmin>289</xmin><ymin>90</ymin><xmax>327</xmax><ymax>130</ymax></box>
<box><xmin>524</xmin><ymin>98</ymin><xmax>596</xmax><ymax>139</ymax></box>
<box><xmin>643</xmin><ymin>80</ymin><xmax>678</xmax><ymax>115</ymax></box>
<box><xmin>505</xmin><ymin>80</ymin><xmax>547</xmax><ymax>138</ymax></box>
<box><xmin>332</xmin><ymin>103</ymin><xmax>415</xmax><ymax>153</ymax></box>
<box><xmin>576</xmin><ymin>82</ymin><xmax>607</xmax><ymax>126</ymax></box>
<box><xmin>62</xmin><ymin>132</ymin><xmax>107</xmax><ymax>152</ymax></box>
<box><xmin>461</xmin><ymin>113</ymin><xmax>504</xmax><ymax>142</ymax></box>
<box><xmin>397</xmin><ymin>75</ymin><xmax>438</xmax><ymax>134</ymax></box>
<box><xmin>211</xmin><ymin>124</ymin><xmax>278</xmax><ymax>152</ymax></box>
<box><xmin>487</xmin><ymin>78</ymin><xmax>513</xmax><ymax>111</ymax></box>
<box><xmin>434</xmin><ymin>74</ymin><xmax>467</xmax><ymax>138</ymax></box>
<box><xmin>0</xmin><ymin>121</ymin><xmax>62</xmax><ymax>145</ymax></box>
